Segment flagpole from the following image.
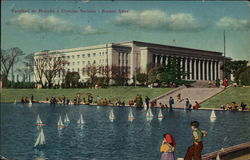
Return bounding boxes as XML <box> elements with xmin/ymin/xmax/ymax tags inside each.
<box><xmin>223</xmin><ymin>30</ymin><xmax>226</xmax><ymax>79</ymax></box>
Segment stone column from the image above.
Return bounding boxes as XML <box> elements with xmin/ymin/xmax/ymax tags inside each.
<box><xmin>204</xmin><ymin>60</ymin><xmax>207</xmax><ymax>80</ymax></box>
<box><xmin>193</xmin><ymin>59</ymin><xmax>197</xmax><ymax>80</ymax></box>
<box><xmin>212</xmin><ymin>61</ymin><xmax>215</xmax><ymax>80</ymax></box>
<box><xmin>215</xmin><ymin>61</ymin><xmax>218</xmax><ymax>80</ymax></box>
<box><xmin>207</xmin><ymin>60</ymin><xmax>210</xmax><ymax>80</ymax></box>
<box><xmin>185</xmin><ymin>57</ymin><xmax>188</xmax><ymax>80</ymax></box>
<box><xmin>210</xmin><ymin>60</ymin><xmax>213</xmax><ymax>80</ymax></box>
<box><xmin>216</xmin><ymin>61</ymin><xmax>219</xmax><ymax>80</ymax></box>
<box><xmin>188</xmin><ymin>58</ymin><xmax>191</xmax><ymax>80</ymax></box>
<box><xmin>160</xmin><ymin>55</ymin><xmax>163</xmax><ymax>65</ymax></box>
<box><xmin>201</xmin><ymin>59</ymin><xmax>205</xmax><ymax>80</ymax></box>
<box><xmin>196</xmin><ymin>59</ymin><xmax>200</xmax><ymax>80</ymax></box>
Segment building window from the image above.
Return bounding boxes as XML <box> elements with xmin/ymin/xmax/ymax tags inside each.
<box><xmin>88</xmin><ymin>54</ymin><xmax>90</xmax><ymax>58</ymax></box>
<box><xmin>77</xmin><ymin>61</ymin><xmax>80</xmax><ymax>65</ymax></box>
<box><xmin>88</xmin><ymin>61</ymin><xmax>90</xmax><ymax>64</ymax></box>
<box><xmin>93</xmin><ymin>53</ymin><xmax>96</xmax><ymax>57</ymax></box>
<box><xmin>82</xmin><ymin>54</ymin><xmax>85</xmax><ymax>58</ymax></box>
<box><xmin>93</xmin><ymin>60</ymin><xmax>96</xmax><ymax>64</ymax></box>
<box><xmin>68</xmin><ymin>62</ymin><xmax>70</xmax><ymax>66</ymax></box>
<box><xmin>67</xmin><ymin>56</ymin><xmax>70</xmax><ymax>59</ymax></box>
<box><xmin>99</xmin><ymin>52</ymin><xmax>101</xmax><ymax>56</ymax></box>
<box><xmin>72</xmin><ymin>62</ymin><xmax>75</xmax><ymax>65</ymax></box>
<box><xmin>102</xmin><ymin>52</ymin><xmax>104</xmax><ymax>56</ymax></box>
<box><xmin>68</xmin><ymin>69</ymin><xmax>70</xmax><ymax>72</ymax></box>
<box><xmin>82</xmin><ymin>61</ymin><xmax>85</xmax><ymax>65</ymax></box>
<box><xmin>77</xmin><ymin>68</ymin><xmax>79</xmax><ymax>72</ymax></box>
<box><xmin>72</xmin><ymin>68</ymin><xmax>74</xmax><ymax>72</ymax></box>
<box><xmin>72</xmin><ymin>55</ymin><xmax>75</xmax><ymax>59</ymax></box>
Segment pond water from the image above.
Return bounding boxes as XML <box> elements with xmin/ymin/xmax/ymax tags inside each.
<box><xmin>1</xmin><ymin>103</ymin><xmax>250</xmax><ymax>160</ymax></box>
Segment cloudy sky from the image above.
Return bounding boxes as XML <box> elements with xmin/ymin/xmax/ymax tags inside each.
<box><xmin>1</xmin><ymin>1</ymin><xmax>250</xmax><ymax>60</ymax></box>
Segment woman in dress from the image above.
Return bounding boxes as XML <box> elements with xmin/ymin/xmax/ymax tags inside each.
<box><xmin>160</xmin><ymin>133</ymin><xmax>176</xmax><ymax>160</ymax></box>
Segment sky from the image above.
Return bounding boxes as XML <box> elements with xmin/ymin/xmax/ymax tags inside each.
<box><xmin>1</xmin><ymin>0</ymin><xmax>250</xmax><ymax>61</ymax></box>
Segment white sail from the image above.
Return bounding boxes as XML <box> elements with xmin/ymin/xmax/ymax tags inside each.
<box><xmin>57</xmin><ymin>115</ymin><xmax>64</xmax><ymax>127</ymax></box>
<box><xmin>146</xmin><ymin>108</ymin><xmax>154</xmax><ymax>118</ymax></box>
<box><xmin>97</xmin><ymin>106</ymin><xmax>100</xmax><ymax>109</ymax></box>
<box><xmin>14</xmin><ymin>100</ymin><xmax>17</xmax><ymax>104</ymax></box>
<box><xmin>216</xmin><ymin>154</ymin><xmax>220</xmax><ymax>160</ymax></box>
<box><xmin>36</xmin><ymin>114</ymin><xmax>43</xmax><ymax>124</ymax></box>
<box><xmin>78</xmin><ymin>114</ymin><xmax>84</xmax><ymax>124</ymax></box>
<box><xmin>128</xmin><ymin>108</ymin><xmax>134</xmax><ymax>121</ymax></box>
<box><xmin>34</xmin><ymin>128</ymin><xmax>45</xmax><ymax>147</ymax></box>
<box><xmin>210</xmin><ymin>109</ymin><xmax>216</xmax><ymax>119</ymax></box>
<box><xmin>64</xmin><ymin>113</ymin><xmax>70</xmax><ymax>123</ymax></box>
<box><xmin>109</xmin><ymin>109</ymin><xmax>115</xmax><ymax>121</ymax></box>
<box><xmin>29</xmin><ymin>100</ymin><xmax>32</xmax><ymax>105</ymax></box>
<box><xmin>144</xmin><ymin>103</ymin><xmax>147</xmax><ymax>110</ymax></box>
<box><xmin>158</xmin><ymin>109</ymin><xmax>163</xmax><ymax>119</ymax></box>
<box><xmin>69</xmin><ymin>101</ymin><xmax>73</xmax><ymax>105</ymax></box>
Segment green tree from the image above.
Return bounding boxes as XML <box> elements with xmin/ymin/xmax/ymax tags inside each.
<box><xmin>221</xmin><ymin>60</ymin><xmax>248</xmax><ymax>79</ymax></box>
<box><xmin>239</xmin><ymin>66</ymin><xmax>250</xmax><ymax>86</ymax></box>
<box><xmin>134</xmin><ymin>73</ymin><xmax>148</xmax><ymax>85</ymax></box>
<box><xmin>148</xmin><ymin>66</ymin><xmax>165</xmax><ymax>85</ymax></box>
<box><xmin>65</xmin><ymin>72</ymin><xmax>80</xmax><ymax>88</ymax></box>
<box><xmin>157</xmin><ymin>57</ymin><xmax>185</xmax><ymax>84</ymax></box>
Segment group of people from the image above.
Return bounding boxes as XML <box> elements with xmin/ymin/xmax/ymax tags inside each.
<box><xmin>220</xmin><ymin>102</ymin><xmax>248</xmax><ymax>111</ymax></box>
<box><xmin>20</xmin><ymin>94</ymin><xmax>34</xmax><ymax>103</ymax></box>
<box><xmin>160</xmin><ymin>121</ymin><xmax>207</xmax><ymax>160</ymax></box>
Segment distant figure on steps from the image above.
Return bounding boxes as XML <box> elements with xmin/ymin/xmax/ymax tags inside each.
<box><xmin>160</xmin><ymin>133</ymin><xmax>175</xmax><ymax>160</ymax></box>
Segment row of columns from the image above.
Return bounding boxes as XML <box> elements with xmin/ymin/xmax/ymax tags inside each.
<box><xmin>152</xmin><ymin>54</ymin><xmax>221</xmax><ymax>81</ymax></box>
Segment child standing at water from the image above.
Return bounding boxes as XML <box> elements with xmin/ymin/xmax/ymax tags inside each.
<box><xmin>160</xmin><ymin>133</ymin><xmax>175</xmax><ymax>160</ymax></box>
<box><xmin>184</xmin><ymin>121</ymin><xmax>207</xmax><ymax>160</ymax></box>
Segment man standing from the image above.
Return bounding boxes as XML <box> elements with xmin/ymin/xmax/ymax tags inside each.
<box><xmin>184</xmin><ymin>121</ymin><xmax>207</xmax><ymax>160</ymax></box>
<box><xmin>145</xmin><ymin>96</ymin><xmax>150</xmax><ymax>110</ymax></box>
<box><xmin>169</xmin><ymin>97</ymin><xmax>174</xmax><ymax>110</ymax></box>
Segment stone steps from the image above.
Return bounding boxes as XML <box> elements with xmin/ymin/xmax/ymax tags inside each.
<box><xmin>154</xmin><ymin>86</ymin><xmax>224</xmax><ymax>108</ymax></box>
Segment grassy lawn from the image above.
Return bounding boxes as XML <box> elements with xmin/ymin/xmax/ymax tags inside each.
<box><xmin>0</xmin><ymin>87</ymin><xmax>172</xmax><ymax>103</ymax></box>
<box><xmin>201</xmin><ymin>87</ymin><xmax>250</xmax><ymax>108</ymax></box>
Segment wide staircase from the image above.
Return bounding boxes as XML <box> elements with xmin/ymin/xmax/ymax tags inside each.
<box><xmin>152</xmin><ymin>81</ymin><xmax>225</xmax><ymax>108</ymax></box>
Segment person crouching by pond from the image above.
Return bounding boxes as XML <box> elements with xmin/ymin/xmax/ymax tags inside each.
<box><xmin>193</xmin><ymin>101</ymin><xmax>200</xmax><ymax>110</ymax></box>
<box><xmin>184</xmin><ymin>121</ymin><xmax>207</xmax><ymax>160</ymax></box>
<box><xmin>160</xmin><ymin>133</ymin><xmax>175</xmax><ymax>160</ymax></box>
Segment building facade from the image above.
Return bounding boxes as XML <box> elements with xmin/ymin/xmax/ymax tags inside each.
<box><xmin>34</xmin><ymin>41</ymin><xmax>227</xmax><ymax>85</ymax></box>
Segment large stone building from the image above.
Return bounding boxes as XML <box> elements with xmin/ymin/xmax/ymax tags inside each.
<box><xmin>34</xmin><ymin>41</ymin><xmax>227</xmax><ymax>85</ymax></box>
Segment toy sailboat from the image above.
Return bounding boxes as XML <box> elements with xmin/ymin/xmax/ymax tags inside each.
<box><xmin>210</xmin><ymin>109</ymin><xmax>216</xmax><ymax>121</ymax></box>
<box><xmin>109</xmin><ymin>109</ymin><xmax>115</xmax><ymax>122</ymax></box>
<box><xmin>57</xmin><ymin>115</ymin><xmax>65</xmax><ymax>128</ymax></box>
<box><xmin>144</xmin><ymin>103</ymin><xmax>147</xmax><ymax>110</ymax></box>
<box><xmin>28</xmin><ymin>100</ymin><xmax>32</xmax><ymax>106</ymax></box>
<box><xmin>34</xmin><ymin>128</ymin><xmax>45</xmax><ymax>147</ymax></box>
<box><xmin>14</xmin><ymin>99</ymin><xmax>17</xmax><ymax>104</ymax></box>
<box><xmin>128</xmin><ymin>108</ymin><xmax>135</xmax><ymax>121</ymax></box>
<box><xmin>158</xmin><ymin>109</ymin><xmax>163</xmax><ymax>119</ymax></box>
<box><xmin>146</xmin><ymin>108</ymin><xmax>154</xmax><ymax>120</ymax></box>
<box><xmin>36</xmin><ymin>114</ymin><xmax>45</xmax><ymax>126</ymax></box>
<box><xmin>77</xmin><ymin>114</ymin><xmax>84</xmax><ymax>125</ymax></box>
<box><xmin>64</xmin><ymin>113</ymin><xmax>70</xmax><ymax>123</ymax></box>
